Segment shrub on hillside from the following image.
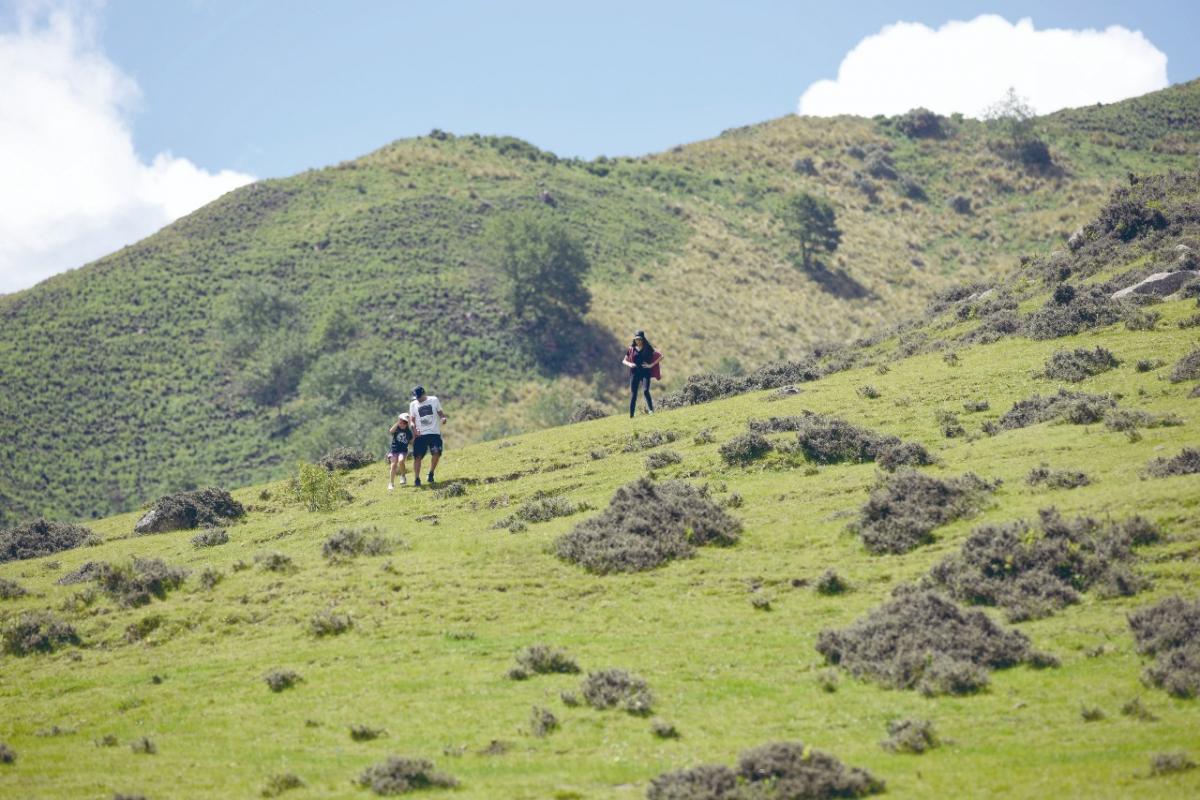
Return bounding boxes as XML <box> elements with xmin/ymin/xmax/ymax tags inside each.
<box><xmin>350</xmin><ymin>725</ymin><xmax>386</xmax><ymax>742</ymax></box>
<box><xmin>1040</xmin><ymin>347</ymin><xmax>1120</xmax><ymax>382</ymax></box>
<box><xmin>928</xmin><ymin>509</ymin><xmax>1159</xmax><ymax>621</ymax></box>
<box><xmin>309</xmin><ymin>608</ymin><xmax>353</xmax><ymax>637</ymax></box>
<box><xmin>815</xmin><ymin>588</ymin><xmax>1038</xmax><ymax>695</ymax></box>
<box><xmin>1150</xmin><ymin>752</ymin><xmax>1197</xmax><ymax>776</ymax></box>
<box><xmin>1169</xmin><ymin>350</ymin><xmax>1200</xmax><ymax>383</ymax></box>
<box><xmin>646</xmin><ymin>450</ymin><xmax>682</xmax><ymax>470</ymax></box>
<box><xmin>659</xmin><ymin>373</ymin><xmax>741</xmax><ymax>409</ymax></box>
<box><xmin>881</xmin><ymin>719</ymin><xmax>939</xmax><ymax>754</ymax></box>
<box><xmin>998</xmin><ymin>389</ymin><xmax>1117</xmax><ymax>430</ymax></box>
<box><xmin>496</xmin><ymin>495</ymin><xmax>594</xmax><ymax>530</ymax></box>
<box><xmin>648</xmin><ymin>740</ymin><xmax>884</xmax><ymax>800</ymax></box>
<box><xmin>853</xmin><ymin>470</ymin><xmax>997</xmax><ymax>555</ymax></box>
<box><xmin>1144</xmin><ymin>447</ymin><xmax>1200</xmax><ymax>478</ymax></box>
<box><xmin>624</xmin><ymin>431</ymin><xmax>678</xmax><ymax>453</ymax></box>
<box><xmin>719</xmin><ymin>432</ymin><xmax>773</xmax><ymax>466</ymax></box>
<box><xmin>896</xmin><ymin>107</ymin><xmax>945</xmax><ymax>138</ymax></box>
<box><xmin>529</xmin><ymin>706</ymin><xmax>558</xmax><ymax>738</ymax></box>
<box><xmin>792</xmin><ymin>413</ymin><xmax>911</xmax><ymax>466</ymax></box>
<box><xmin>288</xmin><ymin>462</ymin><xmax>348</xmax><ymax>511</ymax></box>
<box><xmin>316</xmin><ymin>447</ymin><xmax>375</xmax><ymax>472</ymax></box>
<box><xmin>554</xmin><ymin>478</ymin><xmax>740</xmax><ymax>574</ymax></box>
<box><xmin>1023</xmin><ymin>286</ymin><xmax>1128</xmax><ymax>339</ymax></box>
<box><xmin>579</xmin><ymin>669</ymin><xmax>654</xmax><ymax>715</ymax></box>
<box><xmin>97</xmin><ymin>558</ymin><xmax>189</xmax><ymax>608</ymax></box>
<box><xmin>515</xmin><ymin>644</ymin><xmax>580</xmax><ymax>675</ymax></box>
<box><xmin>2</xmin><ymin>610</ymin><xmax>81</xmax><ymax>656</ymax></box>
<box><xmin>0</xmin><ymin>743</ymin><xmax>14</xmax><ymax>764</ymax></box>
<box><xmin>264</xmin><ymin>669</ymin><xmax>302</xmax><ymax>692</ymax></box>
<box><xmin>816</xmin><ymin>569</ymin><xmax>850</xmax><ymax>596</ymax></box>
<box><xmin>56</xmin><ymin>560</ymin><xmax>106</xmax><ymax>585</ymax></box>
<box><xmin>323</xmin><ymin>527</ymin><xmax>393</xmax><ymax>561</ymax></box>
<box><xmin>0</xmin><ymin>518</ymin><xmax>100</xmax><ymax>563</ymax></box>
<box><xmin>133</xmin><ymin>487</ymin><xmax>245</xmax><ymax>535</ymax></box>
<box><xmin>0</xmin><ymin>577</ymin><xmax>28</xmax><ymax>600</ymax></box>
<box><xmin>255</xmin><ymin>551</ymin><xmax>295</xmax><ymax>573</ymax></box>
<box><xmin>568</xmin><ymin>400</ymin><xmax>607</xmax><ymax>423</ymax></box>
<box><xmin>356</xmin><ymin>757</ymin><xmax>458</xmax><ymax>795</ymax></box>
<box><xmin>1128</xmin><ymin>596</ymin><xmax>1200</xmax><ymax>698</ymax></box>
<box><xmin>191</xmin><ymin>527</ymin><xmax>229</xmax><ymax>548</ymax></box>
<box><xmin>1026</xmin><ymin>465</ymin><xmax>1090</xmax><ymax>489</ymax></box>
<box><xmin>261</xmin><ymin>773</ymin><xmax>305</xmax><ymax>798</ymax></box>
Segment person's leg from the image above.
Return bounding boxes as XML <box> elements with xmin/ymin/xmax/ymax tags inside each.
<box><xmin>388</xmin><ymin>455</ymin><xmax>398</xmax><ymax>489</ymax></box>
<box><xmin>428</xmin><ymin>451</ymin><xmax>440</xmax><ymax>480</ymax></box>
<box><xmin>629</xmin><ymin>374</ymin><xmax>639</xmax><ymax>418</ymax></box>
<box><xmin>643</xmin><ymin>379</ymin><xmax>654</xmax><ymax>414</ymax></box>
<box><xmin>412</xmin><ymin>453</ymin><xmax>423</xmax><ymax>486</ymax></box>
<box><xmin>397</xmin><ymin>453</ymin><xmax>408</xmax><ymax>484</ymax></box>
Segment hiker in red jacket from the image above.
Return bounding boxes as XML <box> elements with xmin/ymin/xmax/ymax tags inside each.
<box><xmin>622</xmin><ymin>330</ymin><xmax>663</xmax><ymax>417</ymax></box>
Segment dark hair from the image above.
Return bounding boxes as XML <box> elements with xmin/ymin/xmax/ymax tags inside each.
<box><xmin>632</xmin><ymin>332</ymin><xmax>655</xmax><ymax>352</ymax></box>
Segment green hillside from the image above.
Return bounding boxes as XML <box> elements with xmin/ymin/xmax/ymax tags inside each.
<box><xmin>2</xmin><ymin>81</ymin><xmax>1200</xmax><ymax>525</ymax></box>
<box><xmin>1</xmin><ymin>172</ymin><xmax>1199</xmax><ymax>798</ymax></box>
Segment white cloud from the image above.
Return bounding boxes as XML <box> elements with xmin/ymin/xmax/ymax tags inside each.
<box><xmin>798</xmin><ymin>15</ymin><xmax>1168</xmax><ymax>119</ymax></box>
<box><xmin>0</xmin><ymin>2</ymin><xmax>254</xmax><ymax>293</ymax></box>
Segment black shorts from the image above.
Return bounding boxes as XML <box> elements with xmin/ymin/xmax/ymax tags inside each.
<box><xmin>413</xmin><ymin>434</ymin><xmax>444</xmax><ymax>458</ymax></box>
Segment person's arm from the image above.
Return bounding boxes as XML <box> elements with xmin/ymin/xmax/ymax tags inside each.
<box><xmin>437</xmin><ymin>398</ymin><xmax>448</xmax><ymax>424</ymax></box>
<box><xmin>646</xmin><ymin>351</ymin><xmax>663</xmax><ymax>368</ymax></box>
<box><xmin>389</xmin><ymin>421</ymin><xmax>401</xmax><ymax>435</ymax></box>
<box><xmin>409</xmin><ymin>403</ymin><xmax>421</xmax><ymax>437</ymax></box>
<box><xmin>621</xmin><ymin>348</ymin><xmax>636</xmax><ymax>368</ymax></box>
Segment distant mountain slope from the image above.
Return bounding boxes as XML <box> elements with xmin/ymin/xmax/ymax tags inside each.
<box><xmin>1</xmin><ymin>79</ymin><xmax>1198</xmax><ymax>524</ymax></box>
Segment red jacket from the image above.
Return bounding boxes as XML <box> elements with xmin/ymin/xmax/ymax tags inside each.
<box><xmin>627</xmin><ymin>346</ymin><xmax>662</xmax><ymax>381</ymax></box>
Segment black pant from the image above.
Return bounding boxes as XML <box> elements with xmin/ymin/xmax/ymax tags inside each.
<box><xmin>630</xmin><ymin>372</ymin><xmax>653</xmax><ymax>417</ymax></box>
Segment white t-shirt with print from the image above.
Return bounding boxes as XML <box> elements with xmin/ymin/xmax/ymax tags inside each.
<box><xmin>409</xmin><ymin>395</ymin><xmax>443</xmax><ymax>436</ymax></box>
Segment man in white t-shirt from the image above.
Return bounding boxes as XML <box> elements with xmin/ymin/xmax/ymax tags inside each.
<box><xmin>408</xmin><ymin>385</ymin><xmax>448</xmax><ymax>487</ymax></box>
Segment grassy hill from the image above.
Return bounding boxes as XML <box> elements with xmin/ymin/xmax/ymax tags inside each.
<box><xmin>1</xmin><ymin>172</ymin><xmax>1199</xmax><ymax>797</ymax></box>
<box><xmin>2</xmin><ymin>81</ymin><xmax>1200</xmax><ymax>526</ymax></box>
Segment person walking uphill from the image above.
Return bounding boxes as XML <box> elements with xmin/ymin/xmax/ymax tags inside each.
<box><xmin>622</xmin><ymin>331</ymin><xmax>663</xmax><ymax>418</ymax></box>
<box><xmin>409</xmin><ymin>386</ymin><xmax>448</xmax><ymax>487</ymax></box>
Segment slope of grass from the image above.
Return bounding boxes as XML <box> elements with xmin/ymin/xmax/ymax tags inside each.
<box><xmin>2</xmin><ymin>81</ymin><xmax>1199</xmax><ymax>527</ymax></box>
<box><xmin>2</xmin><ymin>288</ymin><xmax>1199</xmax><ymax>797</ymax></box>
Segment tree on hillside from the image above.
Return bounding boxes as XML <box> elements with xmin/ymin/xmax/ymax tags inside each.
<box><xmin>780</xmin><ymin>192</ymin><xmax>841</xmax><ymax>269</ymax></box>
<box><xmin>983</xmin><ymin>88</ymin><xmax>1051</xmax><ymax>168</ymax></box>
<box><xmin>485</xmin><ymin>209</ymin><xmax>591</xmax><ymax>332</ymax></box>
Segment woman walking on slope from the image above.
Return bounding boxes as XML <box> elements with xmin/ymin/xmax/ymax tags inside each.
<box><xmin>622</xmin><ymin>330</ymin><xmax>663</xmax><ymax>418</ymax></box>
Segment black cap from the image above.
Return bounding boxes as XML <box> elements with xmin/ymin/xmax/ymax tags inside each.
<box><xmin>632</xmin><ymin>330</ymin><xmax>646</xmax><ymax>340</ymax></box>
<box><xmin>412</xmin><ymin>386</ymin><xmax>425</xmax><ymax>399</ymax></box>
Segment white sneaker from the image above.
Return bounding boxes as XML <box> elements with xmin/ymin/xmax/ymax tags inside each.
<box><xmin>647</xmin><ymin>409</ymin><xmax>655</xmax><ymax>415</ymax></box>
<box><xmin>399</xmin><ymin>476</ymin><xmax>407</xmax><ymax>486</ymax></box>
<box><xmin>388</xmin><ymin>484</ymin><xmax>394</xmax><ymax>492</ymax></box>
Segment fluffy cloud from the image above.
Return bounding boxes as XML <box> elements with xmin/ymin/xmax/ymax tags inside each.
<box><xmin>798</xmin><ymin>15</ymin><xmax>1168</xmax><ymax>119</ymax></box>
<box><xmin>0</xmin><ymin>3</ymin><xmax>254</xmax><ymax>293</ymax></box>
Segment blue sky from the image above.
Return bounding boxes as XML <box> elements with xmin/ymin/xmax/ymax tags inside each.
<box><xmin>2</xmin><ymin>0</ymin><xmax>1198</xmax><ymax>292</ymax></box>
<box><xmin>96</xmin><ymin>0</ymin><xmax>1200</xmax><ymax>178</ymax></box>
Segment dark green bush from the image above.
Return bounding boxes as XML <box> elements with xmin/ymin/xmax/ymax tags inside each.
<box><xmin>719</xmin><ymin>432</ymin><xmax>772</xmax><ymax>466</ymax></box>
<box><xmin>555</xmin><ymin>479</ymin><xmax>740</xmax><ymax>574</ymax></box>
<box><xmin>579</xmin><ymin>669</ymin><xmax>654</xmax><ymax>715</ymax></box>
<box><xmin>316</xmin><ymin>447</ymin><xmax>375</xmax><ymax>471</ymax></box>
<box><xmin>515</xmin><ymin>644</ymin><xmax>581</xmax><ymax>675</ymax></box>
<box><xmin>816</xmin><ymin>589</ymin><xmax>1037</xmax><ymax>694</ymax></box>
<box><xmin>929</xmin><ymin>509</ymin><xmax>1158</xmax><ymax>621</ymax></box>
<box><xmin>0</xmin><ymin>518</ymin><xmax>100</xmax><ymax>563</ymax></box>
<box><xmin>356</xmin><ymin>756</ymin><xmax>457</xmax><ymax>795</ymax></box>
<box><xmin>2</xmin><ymin>610</ymin><xmax>81</xmax><ymax>655</ymax></box>
<box><xmin>191</xmin><ymin>527</ymin><xmax>229</xmax><ymax>548</ymax></box>
<box><xmin>1040</xmin><ymin>347</ymin><xmax>1120</xmax><ymax>382</ymax></box>
<box><xmin>133</xmin><ymin>487</ymin><xmax>245</xmax><ymax>535</ymax></box>
<box><xmin>881</xmin><ymin>719</ymin><xmax>939</xmax><ymax>754</ymax></box>
<box><xmin>1145</xmin><ymin>447</ymin><xmax>1200</xmax><ymax>478</ymax></box>
<box><xmin>264</xmin><ymin>669</ymin><xmax>302</xmax><ymax>692</ymax></box>
<box><xmin>1128</xmin><ymin>596</ymin><xmax>1200</xmax><ymax>698</ymax></box>
<box><xmin>853</xmin><ymin>470</ymin><xmax>996</xmax><ymax>554</ymax></box>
